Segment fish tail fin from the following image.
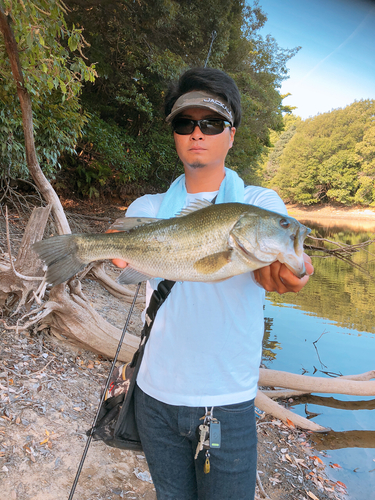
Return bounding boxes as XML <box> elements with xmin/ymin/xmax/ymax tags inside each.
<box><xmin>33</xmin><ymin>235</ymin><xmax>86</xmax><ymax>285</ymax></box>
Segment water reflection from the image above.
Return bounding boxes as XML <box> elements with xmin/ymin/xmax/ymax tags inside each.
<box><xmin>261</xmin><ymin>220</ymin><xmax>375</xmax><ymax>500</ymax></box>
<box><xmin>269</xmin><ymin>221</ymin><xmax>375</xmax><ymax>333</ymax></box>
<box><xmin>311</xmin><ymin>430</ymin><xmax>375</xmax><ymax>451</ymax></box>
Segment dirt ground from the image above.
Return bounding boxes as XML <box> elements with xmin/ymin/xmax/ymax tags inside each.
<box><xmin>0</xmin><ymin>199</ymin><xmax>362</xmax><ymax>499</ymax></box>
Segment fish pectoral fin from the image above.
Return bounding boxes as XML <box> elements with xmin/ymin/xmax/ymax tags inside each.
<box><xmin>107</xmin><ymin>217</ymin><xmax>159</xmax><ymax>232</ymax></box>
<box><xmin>175</xmin><ymin>199</ymin><xmax>213</xmax><ymax>217</ymax></box>
<box><xmin>193</xmin><ymin>250</ymin><xmax>232</xmax><ymax>275</ymax></box>
<box><xmin>117</xmin><ymin>267</ymin><xmax>153</xmax><ymax>285</ymax></box>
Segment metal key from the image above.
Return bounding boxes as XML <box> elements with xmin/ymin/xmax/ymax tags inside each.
<box><xmin>194</xmin><ymin>424</ymin><xmax>209</xmax><ymax>459</ymax></box>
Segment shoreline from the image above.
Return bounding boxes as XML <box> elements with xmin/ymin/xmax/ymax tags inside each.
<box><xmin>286</xmin><ymin>204</ymin><xmax>375</xmax><ymax>232</ymax></box>
<box><xmin>286</xmin><ymin>203</ymin><xmax>375</xmax><ymax>221</ymax></box>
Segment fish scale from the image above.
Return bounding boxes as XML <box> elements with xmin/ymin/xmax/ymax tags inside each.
<box><xmin>33</xmin><ymin>202</ymin><xmax>311</xmax><ymax>286</ymax></box>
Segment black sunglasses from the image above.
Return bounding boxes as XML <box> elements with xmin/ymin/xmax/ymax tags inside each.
<box><xmin>172</xmin><ymin>117</ymin><xmax>232</xmax><ymax>136</ymax></box>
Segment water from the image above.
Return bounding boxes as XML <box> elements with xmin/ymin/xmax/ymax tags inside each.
<box><xmin>262</xmin><ymin>217</ymin><xmax>375</xmax><ymax>500</ymax></box>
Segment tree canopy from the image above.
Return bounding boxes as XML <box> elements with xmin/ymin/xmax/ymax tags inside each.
<box><xmin>266</xmin><ymin>100</ymin><xmax>375</xmax><ymax>206</ymax></box>
<box><xmin>0</xmin><ymin>0</ymin><xmax>299</xmax><ymax>199</ymax></box>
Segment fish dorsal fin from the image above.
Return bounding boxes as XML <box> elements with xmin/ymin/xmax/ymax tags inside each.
<box><xmin>107</xmin><ymin>217</ymin><xmax>158</xmax><ymax>232</ymax></box>
<box><xmin>175</xmin><ymin>199</ymin><xmax>213</xmax><ymax>217</ymax></box>
<box><xmin>117</xmin><ymin>267</ymin><xmax>153</xmax><ymax>285</ymax></box>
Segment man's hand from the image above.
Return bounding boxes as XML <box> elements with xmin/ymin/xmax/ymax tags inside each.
<box><xmin>253</xmin><ymin>253</ymin><xmax>313</xmax><ymax>294</ymax></box>
<box><xmin>106</xmin><ymin>229</ymin><xmax>128</xmax><ymax>268</ymax></box>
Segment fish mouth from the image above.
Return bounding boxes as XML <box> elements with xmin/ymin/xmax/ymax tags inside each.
<box><xmin>281</xmin><ymin>255</ymin><xmax>307</xmax><ymax>279</ymax></box>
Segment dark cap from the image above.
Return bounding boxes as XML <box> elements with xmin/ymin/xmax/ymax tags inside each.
<box><xmin>165</xmin><ymin>90</ymin><xmax>233</xmax><ymax>124</ymax></box>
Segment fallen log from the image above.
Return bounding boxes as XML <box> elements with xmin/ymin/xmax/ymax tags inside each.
<box><xmin>259</xmin><ymin>368</ymin><xmax>375</xmax><ymax>396</ymax></box>
<box><xmin>255</xmin><ymin>390</ymin><xmax>330</xmax><ymax>433</ymax></box>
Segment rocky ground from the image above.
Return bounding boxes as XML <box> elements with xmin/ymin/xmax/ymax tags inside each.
<box><xmin>0</xmin><ymin>199</ymin><xmax>360</xmax><ymax>499</ymax></box>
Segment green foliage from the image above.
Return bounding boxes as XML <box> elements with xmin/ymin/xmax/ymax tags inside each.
<box><xmin>267</xmin><ymin>100</ymin><xmax>375</xmax><ymax>206</ymax></box>
<box><xmin>355</xmin><ymin>126</ymin><xmax>375</xmax><ymax>206</ymax></box>
<box><xmin>261</xmin><ymin>114</ymin><xmax>301</xmax><ymax>182</ymax></box>
<box><xmin>0</xmin><ymin>0</ymin><xmax>96</xmax><ymax>179</ymax></box>
<box><xmin>60</xmin><ymin>0</ymin><xmax>298</xmax><ymax>194</ymax></box>
<box><xmin>318</xmin><ymin>151</ymin><xmax>361</xmax><ymax>204</ymax></box>
<box><xmin>1</xmin><ymin>0</ymin><xmax>300</xmax><ymax>196</ymax></box>
<box><xmin>61</xmin><ymin>113</ymin><xmax>179</xmax><ymax>197</ymax></box>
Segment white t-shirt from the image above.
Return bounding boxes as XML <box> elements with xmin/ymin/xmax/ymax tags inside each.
<box><xmin>126</xmin><ymin>186</ymin><xmax>287</xmax><ymax>407</ymax></box>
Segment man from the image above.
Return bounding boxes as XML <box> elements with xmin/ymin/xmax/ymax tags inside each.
<box><xmin>115</xmin><ymin>67</ymin><xmax>313</xmax><ymax>499</ymax></box>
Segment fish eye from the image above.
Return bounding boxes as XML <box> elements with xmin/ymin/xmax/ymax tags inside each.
<box><xmin>279</xmin><ymin>218</ymin><xmax>290</xmax><ymax>228</ymax></box>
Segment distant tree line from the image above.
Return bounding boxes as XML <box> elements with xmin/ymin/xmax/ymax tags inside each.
<box><xmin>0</xmin><ymin>0</ymin><xmax>298</xmax><ymax>201</ymax></box>
<box><xmin>265</xmin><ymin>100</ymin><xmax>375</xmax><ymax>206</ymax></box>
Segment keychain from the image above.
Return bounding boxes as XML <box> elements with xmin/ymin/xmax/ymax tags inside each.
<box><xmin>195</xmin><ymin>407</ymin><xmax>221</xmax><ymax>474</ymax></box>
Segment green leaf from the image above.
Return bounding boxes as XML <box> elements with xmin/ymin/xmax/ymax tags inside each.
<box><xmin>47</xmin><ymin>78</ymin><xmax>54</xmax><ymax>90</ymax></box>
<box><xmin>59</xmin><ymin>80</ymin><xmax>67</xmax><ymax>94</ymax></box>
<box><xmin>68</xmin><ymin>36</ymin><xmax>78</xmax><ymax>52</ymax></box>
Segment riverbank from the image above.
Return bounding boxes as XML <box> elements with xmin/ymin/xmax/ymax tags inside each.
<box><xmin>286</xmin><ymin>203</ymin><xmax>375</xmax><ymax>220</ymax></box>
<box><xmin>286</xmin><ymin>204</ymin><xmax>375</xmax><ymax>232</ymax></box>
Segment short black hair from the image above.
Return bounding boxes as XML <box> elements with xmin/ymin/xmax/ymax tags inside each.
<box><xmin>165</xmin><ymin>67</ymin><xmax>242</xmax><ymax>128</ymax></box>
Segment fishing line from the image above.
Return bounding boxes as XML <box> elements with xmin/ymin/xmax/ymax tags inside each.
<box><xmin>68</xmin><ymin>281</ymin><xmax>142</xmax><ymax>500</ymax></box>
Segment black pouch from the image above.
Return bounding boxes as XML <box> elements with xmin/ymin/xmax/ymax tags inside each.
<box><xmin>87</xmin><ymin>279</ymin><xmax>175</xmax><ymax>451</ymax></box>
<box><xmin>89</xmin><ymin>345</ymin><xmax>144</xmax><ymax>450</ymax></box>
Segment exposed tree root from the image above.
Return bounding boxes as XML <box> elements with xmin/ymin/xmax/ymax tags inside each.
<box><xmin>41</xmin><ymin>281</ymin><xmax>139</xmax><ymax>361</ymax></box>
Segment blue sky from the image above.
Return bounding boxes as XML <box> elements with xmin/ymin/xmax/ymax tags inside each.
<box><xmin>257</xmin><ymin>0</ymin><xmax>375</xmax><ymax>119</ymax></box>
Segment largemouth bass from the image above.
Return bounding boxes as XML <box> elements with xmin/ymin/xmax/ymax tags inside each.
<box><xmin>33</xmin><ymin>201</ymin><xmax>311</xmax><ymax>286</ymax></box>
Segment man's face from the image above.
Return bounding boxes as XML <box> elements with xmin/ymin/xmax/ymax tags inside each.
<box><xmin>173</xmin><ymin>107</ymin><xmax>236</xmax><ymax>172</ymax></box>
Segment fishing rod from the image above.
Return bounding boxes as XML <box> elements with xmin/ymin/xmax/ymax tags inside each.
<box><xmin>170</xmin><ymin>30</ymin><xmax>218</xmax><ymax>184</ymax></box>
<box><xmin>68</xmin><ymin>282</ymin><xmax>142</xmax><ymax>500</ymax></box>
<box><xmin>204</xmin><ymin>30</ymin><xmax>217</xmax><ymax>68</ymax></box>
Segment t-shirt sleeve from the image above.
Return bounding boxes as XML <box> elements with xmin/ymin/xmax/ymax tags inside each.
<box><xmin>125</xmin><ymin>193</ymin><xmax>165</xmax><ymax>218</ymax></box>
<box><xmin>244</xmin><ymin>186</ymin><xmax>287</xmax><ymax>215</ymax></box>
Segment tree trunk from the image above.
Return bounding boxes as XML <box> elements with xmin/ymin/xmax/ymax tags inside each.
<box><xmin>0</xmin><ymin>8</ymin><xmax>70</xmax><ymax>235</ymax></box>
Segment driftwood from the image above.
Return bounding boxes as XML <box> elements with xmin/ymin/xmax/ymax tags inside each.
<box><xmin>259</xmin><ymin>368</ymin><xmax>375</xmax><ymax>396</ymax></box>
<box><xmin>256</xmin><ymin>369</ymin><xmax>375</xmax><ymax>432</ymax></box>
<box><xmin>87</xmin><ymin>262</ymin><xmax>145</xmax><ymax>303</ymax></box>
<box><xmin>2</xmin><ymin>279</ymin><xmax>140</xmax><ymax>362</ymax></box>
<box><xmin>42</xmin><ymin>281</ymin><xmax>140</xmax><ymax>360</ymax></box>
<box><xmin>0</xmin><ymin>205</ymin><xmax>49</xmax><ymax>314</ymax></box>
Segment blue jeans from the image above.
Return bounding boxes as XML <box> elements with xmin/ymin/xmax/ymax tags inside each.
<box><xmin>134</xmin><ymin>384</ymin><xmax>257</xmax><ymax>500</ymax></box>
